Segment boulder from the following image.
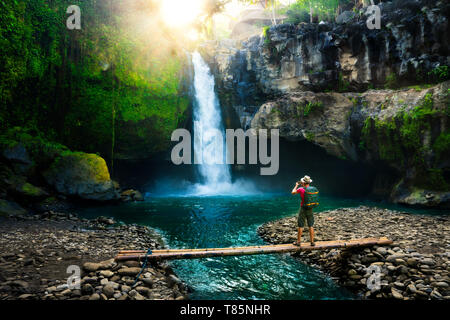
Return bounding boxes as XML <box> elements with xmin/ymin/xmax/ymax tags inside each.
<box><xmin>14</xmin><ymin>182</ymin><xmax>48</xmax><ymax>199</ymax></box>
<box><xmin>336</xmin><ymin>11</ymin><xmax>355</xmax><ymax>24</ymax></box>
<box><xmin>121</xmin><ymin>189</ymin><xmax>144</xmax><ymax>202</ymax></box>
<box><xmin>43</xmin><ymin>152</ymin><xmax>120</xmax><ymax>201</ymax></box>
<box><xmin>0</xmin><ymin>199</ymin><xmax>27</xmax><ymax>217</ymax></box>
<box><xmin>2</xmin><ymin>143</ymin><xmax>32</xmax><ymax>162</ymax></box>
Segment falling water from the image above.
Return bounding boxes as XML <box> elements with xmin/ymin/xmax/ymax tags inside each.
<box><xmin>191</xmin><ymin>51</ymin><xmax>232</xmax><ymax>193</ymax></box>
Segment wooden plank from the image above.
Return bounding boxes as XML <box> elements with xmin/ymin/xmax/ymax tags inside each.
<box><xmin>115</xmin><ymin>237</ymin><xmax>392</xmax><ymax>261</ymax></box>
<box><xmin>117</xmin><ymin>243</ymin><xmax>291</xmax><ymax>255</ymax></box>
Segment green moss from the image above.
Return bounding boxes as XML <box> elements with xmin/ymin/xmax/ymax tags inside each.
<box><xmin>361</xmin><ymin>93</ymin><xmax>449</xmax><ymax>190</ymax></box>
<box><xmin>338</xmin><ymin>72</ymin><xmax>350</xmax><ymax>92</ymax></box>
<box><xmin>358</xmin><ymin>140</ymin><xmax>366</xmax><ymax>151</ymax></box>
<box><xmin>384</xmin><ymin>72</ymin><xmax>398</xmax><ymax>89</ymax></box>
<box><xmin>407</xmin><ymin>84</ymin><xmax>434</xmax><ymax>91</ymax></box>
<box><xmin>18</xmin><ymin>182</ymin><xmax>46</xmax><ymax>197</ymax></box>
<box><xmin>303</xmin><ymin>101</ymin><xmax>324</xmax><ymax>117</ymax></box>
<box><xmin>305</xmin><ymin>132</ymin><xmax>315</xmax><ymax>142</ymax></box>
<box><xmin>263</xmin><ymin>26</ymin><xmax>270</xmax><ymax>38</ymax></box>
<box><xmin>426</xmin><ymin>168</ymin><xmax>449</xmax><ymax>190</ymax></box>
<box><xmin>433</xmin><ymin>132</ymin><xmax>450</xmax><ymax>161</ymax></box>
<box><xmin>0</xmin><ymin>126</ymin><xmax>69</xmax><ymax>164</ymax></box>
<box><xmin>428</xmin><ymin>65</ymin><xmax>449</xmax><ymax>82</ymax></box>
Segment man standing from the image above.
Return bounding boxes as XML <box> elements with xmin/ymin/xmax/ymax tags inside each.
<box><xmin>291</xmin><ymin>175</ymin><xmax>319</xmax><ymax>246</ymax></box>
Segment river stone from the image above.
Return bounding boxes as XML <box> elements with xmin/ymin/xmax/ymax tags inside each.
<box><xmin>407</xmin><ymin>258</ymin><xmax>418</xmax><ymax>267</ymax></box>
<box><xmin>391</xmin><ymin>287</ymin><xmax>404</xmax><ymax>299</ymax></box>
<box><xmin>81</xmin><ymin>284</ymin><xmax>94</xmax><ymax>295</ymax></box>
<box><xmin>434</xmin><ymin>282</ymin><xmax>449</xmax><ymax>288</ymax></box>
<box><xmin>118</xmin><ymin>293</ymin><xmax>128</xmax><ymax>300</ymax></box>
<box><xmin>386</xmin><ymin>254</ymin><xmax>405</xmax><ymax>262</ymax></box>
<box><xmin>118</xmin><ymin>267</ymin><xmax>141</xmax><ymax>276</ymax></box>
<box><xmin>430</xmin><ymin>290</ymin><xmax>443</xmax><ymax>299</ymax></box>
<box><xmin>99</xmin><ymin>270</ymin><xmax>114</xmax><ymax>278</ymax></box>
<box><xmin>121</xmin><ymin>285</ymin><xmax>131</xmax><ymax>293</ymax></box>
<box><xmin>142</xmin><ymin>278</ymin><xmax>153</xmax><ymax>287</ymax></box>
<box><xmin>99</xmin><ymin>259</ymin><xmax>115</xmax><ymax>269</ymax></box>
<box><xmin>128</xmin><ymin>289</ymin><xmax>145</xmax><ymax>301</ymax></box>
<box><xmin>88</xmin><ymin>293</ymin><xmax>100</xmax><ymax>301</ymax></box>
<box><xmin>83</xmin><ymin>262</ymin><xmax>101</xmax><ymax>272</ymax></box>
<box><xmin>124</xmin><ymin>261</ymin><xmax>140</xmax><ymax>268</ymax></box>
<box><xmin>421</xmin><ymin>258</ymin><xmax>435</xmax><ymax>266</ymax></box>
<box><xmin>135</xmin><ymin>286</ymin><xmax>151</xmax><ymax>295</ymax></box>
<box><xmin>102</xmin><ymin>284</ymin><xmax>115</xmax><ymax>298</ymax></box>
<box><xmin>407</xmin><ymin>283</ymin><xmax>417</xmax><ymax>293</ymax></box>
<box><xmin>348</xmin><ymin>269</ymin><xmax>357</xmax><ymax>276</ymax></box>
<box><xmin>376</xmin><ymin>247</ymin><xmax>387</xmax><ymax>255</ymax></box>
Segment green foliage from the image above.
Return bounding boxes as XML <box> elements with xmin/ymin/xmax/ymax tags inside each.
<box><xmin>428</xmin><ymin>65</ymin><xmax>450</xmax><ymax>82</ymax></box>
<box><xmin>0</xmin><ymin>126</ymin><xmax>70</xmax><ymax>165</ymax></box>
<box><xmin>303</xmin><ymin>101</ymin><xmax>324</xmax><ymax>117</ymax></box>
<box><xmin>0</xmin><ymin>0</ymin><xmax>190</xmax><ymax>161</ymax></box>
<box><xmin>338</xmin><ymin>72</ymin><xmax>350</xmax><ymax>92</ymax></box>
<box><xmin>433</xmin><ymin>132</ymin><xmax>450</xmax><ymax>161</ymax></box>
<box><xmin>384</xmin><ymin>72</ymin><xmax>398</xmax><ymax>89</ymax></box>
<box><xmin>407</xmin><ymin>84</ymin><xmax>435</xmax><ymax>91</ymax></box>
<box><xmin>279</xmin><ymin>0</ymin><xmax>353</xmax><ymax>24</ymax></box>
<box><xmin>262</xmin><ymin>26</ymin><xmax>271</xmax><ymax>45</ymax></box>
<box><xmin>305</xmin><ymin>132</ymin><xmax>315</xmax><ymax>141</ymax></box>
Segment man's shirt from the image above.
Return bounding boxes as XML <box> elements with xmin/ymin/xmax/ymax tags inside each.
<box><xmin>296</xmin><ymin>187</ymin><xmax>305</xmax><ymax>207</ymax></box>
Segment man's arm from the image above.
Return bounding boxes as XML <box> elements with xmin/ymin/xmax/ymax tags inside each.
<box><xmin>291</xmin><ymin>182</ymin><xmax>299</xmax><ymax>195</ymax></box>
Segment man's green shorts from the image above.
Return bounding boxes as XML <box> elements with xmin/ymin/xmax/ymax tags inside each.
<box><xmin>297</xmin><ymin>206</ymin><xmax>314</xmax><ymax>228</ymax></box>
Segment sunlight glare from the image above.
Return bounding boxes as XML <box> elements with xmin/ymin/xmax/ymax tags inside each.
<box><xmin>161</xmin><ymin>0</ymin><xmax>204</xmax><ymax>27</ymax></box>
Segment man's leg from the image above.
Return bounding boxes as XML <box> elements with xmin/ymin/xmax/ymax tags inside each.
<box><xmin>306</xmin><ymin>208</ymin><xmax>315</xmax><ymax>246</ymax></box>
<box><xmin>294</xmin><ymin>208</ymin><xmax>305</xmax><ymax>246</ymax></box>
<box><xmin>309</xmin><ymin>227</ymin><xmax>315</xmax><ymax>245</ymax></box>
<box><xmin>296</xmin><ymin>227</ymin><xmax>303</xmax><ymax>245</ymax></box>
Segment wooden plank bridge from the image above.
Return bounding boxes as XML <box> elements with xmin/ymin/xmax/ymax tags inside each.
<box><xmin>115</xmin><ymin>237</ymin><xmax>393</xmax><ymax>261</ymax></box>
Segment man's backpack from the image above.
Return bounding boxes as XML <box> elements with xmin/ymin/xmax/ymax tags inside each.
<box><xmin>303</xmin><ymin>186</ymin><xmax>319</xmax><ymax>208</ymax></box>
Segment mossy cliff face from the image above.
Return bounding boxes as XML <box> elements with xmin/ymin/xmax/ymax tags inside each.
<box><xmin>357</xmin><ymin>83</ymin><xmax>450</xmax><ymax>207</ymax></box>
<box><xmin>252</xmin><ymin>82</ymin><xmax>449</xmax><ymax>208</ymax></box>
<box><xmin>0</xmin><ymin>128</ymin><xmax>119</xmax><ymax>205</ymax></box>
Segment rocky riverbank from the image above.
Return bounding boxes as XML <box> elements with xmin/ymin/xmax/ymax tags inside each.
<box><xmin>0</xmin><ymin>212</ymin><xmax>189</xmax><ymax>300</ymax></box>
<box><xmin>258</xmin><ymin>206</ymin><xmax>450</xmax><ymax>300</ymax></box>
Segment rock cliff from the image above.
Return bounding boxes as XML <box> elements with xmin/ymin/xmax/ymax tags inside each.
<box><xmin>200</xmin><ymin>0</ymin><xmax>450</xmax><ymax>208</ymax></box>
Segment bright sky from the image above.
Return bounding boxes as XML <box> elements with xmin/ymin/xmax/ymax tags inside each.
<box><xmin>160</xmin><ymin>0</ymin><xmax>204</xmax><ymax>26</ymax></box>
<box><xmin>160</xmin><ymin>0</ymin><xmax>295</xmax><ymax>26</ymax></box>
<box><xmin>159</xmin><ymin>0</ymin><xmax>295</xmax><ymax>40</ymax></box>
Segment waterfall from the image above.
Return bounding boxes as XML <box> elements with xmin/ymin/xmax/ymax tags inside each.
<box><xmin>150</xmin><ymin>52</ymin><xmax>259</xmax><ymax>197</ymax></box>
<box><xmin>191</xmin><ymin>51</ymin><xmax>232</xmax><ymax>193</ymax></box>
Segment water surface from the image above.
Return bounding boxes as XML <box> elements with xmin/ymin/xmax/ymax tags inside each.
<box><xmin>78</xmin><ymin>194</ymin><xmax>444</xmax><ymax>300</ymax></box>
